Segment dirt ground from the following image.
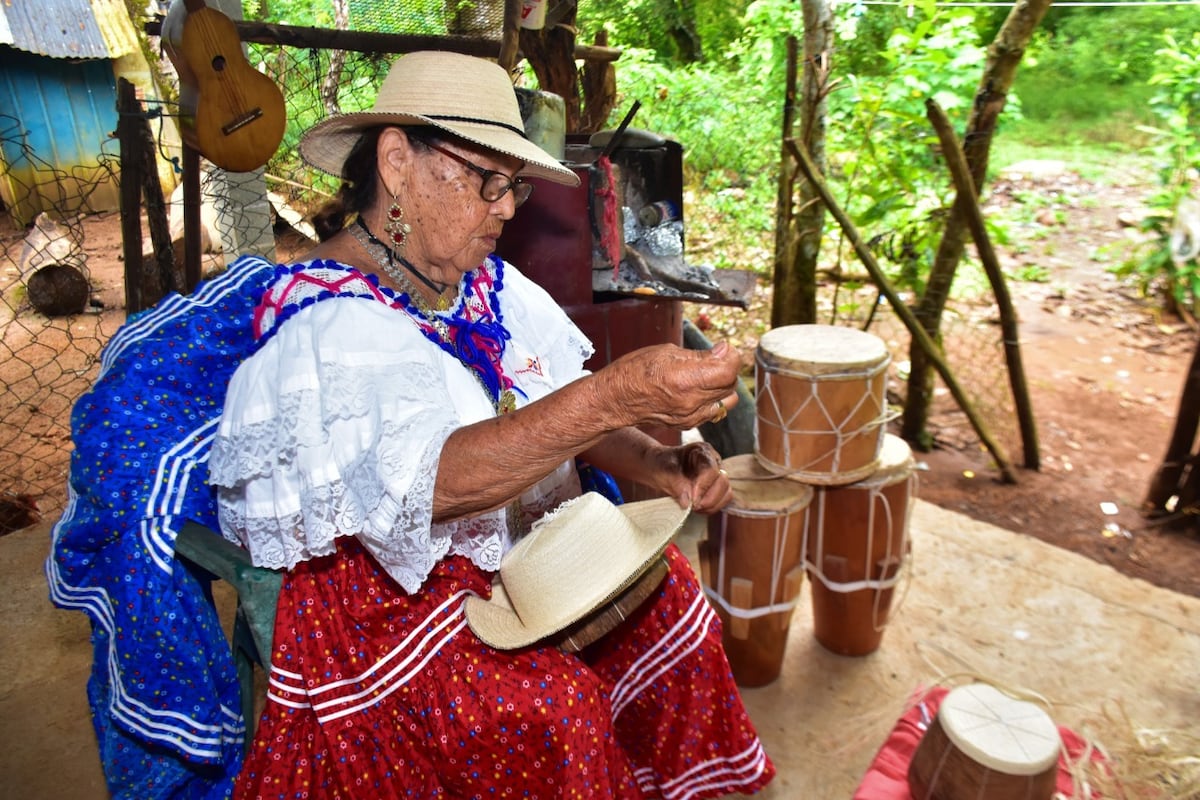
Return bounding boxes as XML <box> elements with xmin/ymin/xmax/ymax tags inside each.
<box><xmin>3</xmin><ymin>158</ymin><xmax>1199</xmax><ymax>600</ymax></box>
<box><xmin>892</xmin><ymin>164</ymin><xmax>1200</xmax><ymax>600</ymax></box>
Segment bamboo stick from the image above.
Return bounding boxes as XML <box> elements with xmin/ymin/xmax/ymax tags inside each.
<box><xmin>925</xmin><ymin>99</ymin><xmax>1039</xmax><ymax>470</ymax></box>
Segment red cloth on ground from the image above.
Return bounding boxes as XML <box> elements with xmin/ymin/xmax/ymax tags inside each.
<box><xmin>852</xmin><ymin>685</ymin><xmax>1103</xmax><ymax>799</ymax></box>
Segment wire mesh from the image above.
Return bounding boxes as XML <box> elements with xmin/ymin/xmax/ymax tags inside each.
<box><xmin>348</xmin><ymin>0</ymin><xmax>507</xmax><ymax>38</ymax></box>
<box><xmin>0</xmin><ymin>37</ymin><xmax>402</xmax><ymax>527</ymax></box>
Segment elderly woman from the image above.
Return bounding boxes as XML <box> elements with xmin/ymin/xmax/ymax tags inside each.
<box><xmin>43</xmin><ymin>49</ymin><xmax>767</xmax><ymax>799</ymax></box>
<box><xmin>204</xmin><ymin>51</ymin><xmax>775</xmax><ymax>799</ymax></box>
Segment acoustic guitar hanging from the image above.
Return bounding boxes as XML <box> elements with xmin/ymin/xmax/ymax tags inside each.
<box><xmin>173</xmin><ymin>0</ymin><xmax>286</xmax><ymax>173</ymax></box>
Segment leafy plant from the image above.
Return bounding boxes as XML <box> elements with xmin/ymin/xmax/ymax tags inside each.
<box><xmin>825</xmin><ymin>8</ymin><xmax>989</xmax><ymax>295</ymax></box>
<box><xmin>578</xmin><ymin>0</ymin><xmax>1192</xmax><ymax>299</ymax></box>
<box><xmin>1007</xmin><ymin>264</ymin><xmax>1051</xmax><ymax>283</ymax></box>
<box><xmin>1111</xmin><ymin>32</ymin><xmax>1200</xmax><ymax>317</ymax></box>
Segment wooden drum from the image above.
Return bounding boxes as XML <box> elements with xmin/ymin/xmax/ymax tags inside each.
<box><xmin>755</xmin><ymin>324</ymin><xmax>891</xmax><ymax>485</ymax></box>
<box><xmin>806</xmin><ymin>433</ymin><xmax>915</xmax><ymax>656</ymax></box>
<box><xmin>908</xmin><ymin>683</ymin><xmax>1061</xmax><ymax>800</ymax></box>
<box><xmin>698</xmin><ymin>454</ymin><xmax>813</xmax><ymax>687</ymax></box>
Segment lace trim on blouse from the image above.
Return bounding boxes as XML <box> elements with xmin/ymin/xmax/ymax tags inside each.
<box><xmin>209</xmin><ymin>258</ymin><xmax>593</xmax><ymax>593</ymax></box>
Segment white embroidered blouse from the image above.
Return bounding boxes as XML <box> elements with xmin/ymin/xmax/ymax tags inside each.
<box><xmin>207</xmin><ymin>256</ymin><xmax>594</xmax><ymax>593</ymax></box>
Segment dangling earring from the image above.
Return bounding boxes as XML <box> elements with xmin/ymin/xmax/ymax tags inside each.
<box><xmin>385</xmin><ymin>194</ymin><xmax>411</xmax><ymax>253</ymax></box>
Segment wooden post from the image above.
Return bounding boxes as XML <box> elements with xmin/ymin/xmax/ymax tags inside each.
<box><xmin>1144</xmin><ymin>334</ymin><xmax>1200</xmax><ymax>517</ymax></box>
<box><xmin>117</xmin><ymin>78</ymin><xmax>145</xmax><ymax>315</ymax></box>
<box><xmin>140</xmin><ymin>114</ymin><xmax>177</xmax><ymax>304</ymax></box>
<box><xmin>182</xmin><ymin>144</ymin><xmax>202</xmax><ymax>294</ymax></box>
<box><xmin>498</xmin><ymin>0</ymin><xmax>521</xmax><ymax>71</ymax></box>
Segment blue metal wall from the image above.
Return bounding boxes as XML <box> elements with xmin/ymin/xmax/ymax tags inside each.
<box><xmin>0</xmin><ymin>47</ymin><xmax>120</xmax><ymax>225</ymax></box>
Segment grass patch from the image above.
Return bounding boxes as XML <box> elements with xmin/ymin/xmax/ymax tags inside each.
<box><xmin>990</xmin><ymin>123</ymin><xmax>1156</xmax><ymax>181</ymax></box>
<box><xmin>989</xmin><ymin>79</ymin><xmax>1160</xmax><ymax>181</ymax></box>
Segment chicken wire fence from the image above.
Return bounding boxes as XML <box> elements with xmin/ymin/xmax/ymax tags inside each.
<box><xmin>0</xmin><ymin>27</ymin><xmax>1017</xmax><ymax>529</ymax></box>
<box><xmin>0</xmin><ymin>39</ymin><xmax>398</xmax><ymax>528</ymax></box>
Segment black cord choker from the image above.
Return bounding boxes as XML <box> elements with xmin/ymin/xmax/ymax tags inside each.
<box><xmin>355</xmin><ymin>217</ymin><xmax>451</xmax><ymax>297</ymax></box>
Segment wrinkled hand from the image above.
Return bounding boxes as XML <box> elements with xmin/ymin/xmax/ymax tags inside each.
<box><xmin>651</xmin><ymin>441</ymin><xmax>733</xmax><ymax>515</ymax></box>
<box><xmin>601</xmin><ymin>342</ymin><xmax>742</xmax><ymax>431</ymax></box>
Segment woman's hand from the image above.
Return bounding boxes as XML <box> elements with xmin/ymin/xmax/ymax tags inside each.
<box><xmin>599</xmin><ymin>341</ymin><xmax>743</xmax><ymax>431</ymax></box>
<box><xmin>434</xmin><ymin>340</ymin><xmax>742</xmax><ymax>521</ymax></box>
<box><xmin>648</xmin><ymin>440</ymin><xmax>733</xmax><ymax>514</ymax></box>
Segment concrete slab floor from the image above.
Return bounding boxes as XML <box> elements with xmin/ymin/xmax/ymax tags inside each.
<box><xmin>3</xmin><ymin>500</ymin><xmax>1198</xmax><ymax>798</ymax></box>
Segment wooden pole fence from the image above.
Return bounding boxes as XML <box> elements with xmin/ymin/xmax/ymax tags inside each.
<box><xmin>786</xmin><ymin>137</ymin><xmax>1018</xmax><ymax>483</ymax></box>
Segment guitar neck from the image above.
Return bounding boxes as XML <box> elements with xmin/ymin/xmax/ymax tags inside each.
<box><xmin>183</xmin><ymin>0</ymin><xmax>211</xmax><ymax>13</ymax></box>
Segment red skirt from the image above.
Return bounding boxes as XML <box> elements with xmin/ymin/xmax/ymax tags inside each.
<box><xmin>234</xmin><ymin>539</ymin><xmax>774</xmax><ymax>800</ymax></box>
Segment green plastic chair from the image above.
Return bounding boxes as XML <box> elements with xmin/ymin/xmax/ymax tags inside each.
<box><xmin>174</xmin><ymin>521</ymin><xmax>283</xmax><ymax>752</ymax></box>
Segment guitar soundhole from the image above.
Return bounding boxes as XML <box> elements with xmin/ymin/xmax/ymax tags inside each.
<box><xmin>211</xmin><ymin>55</ymin><xmax>227</xmax><ymax>73</ymax></box>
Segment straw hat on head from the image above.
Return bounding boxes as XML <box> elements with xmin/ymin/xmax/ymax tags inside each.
<box><xmin>298</xmin><ymin>50</ymin><xmax>580</xmax><ymax>187</ymax></box>
<box><xmin>465</xmin><ymin>493</ymin><xmax>691</xmax><ymax>650</ymax></box>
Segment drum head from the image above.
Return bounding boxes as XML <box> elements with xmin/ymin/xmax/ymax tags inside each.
<box><xmin>854</xmin><ymin>434</ymin><xmax>915</xmax><ymax>488</ymax></box>
<box><xmin>757</xmin><ymin>324</ymin><xmax>890</xmax><ymax>377</ymax></box>
<box><xmin>724</xmin><ymin>454</ymin><xmax>813</xmax><ymax>514</ymax></box>
<box><xmin>939</xmin><ymin>684</ymin><xmax>1060</xmax><ymax>775</ymax></box>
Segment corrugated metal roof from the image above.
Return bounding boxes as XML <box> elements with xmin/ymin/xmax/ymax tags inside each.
<box><xmin>0</xmin><ymin>0</ymin><xmax>136</xmax><ymax>60</ymax></box>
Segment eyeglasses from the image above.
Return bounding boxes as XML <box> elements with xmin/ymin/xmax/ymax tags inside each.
<box><xmin>425</xmin><ymin>141</ymin><xmax>534</xmax><ymax>208</ymax></box>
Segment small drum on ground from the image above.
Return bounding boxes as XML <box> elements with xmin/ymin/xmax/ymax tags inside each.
<box><xmin>908</xmin><ymin>683</ymin><xmax>1061</xmax><ymax>800</ymax></box>
<box><xmin>755</xmin><ymin>324</ymin><xmax>892</xmax><ymax>486</ymax></box>
<box><xmin>698</xmin><ymin>454</ymin><xmax>813</xmax><ymax>687</ymax></box>
<box><xmin>806</xmin><ymin>433</ymin><xmax>915</xmax><ymax>656</ymax></box>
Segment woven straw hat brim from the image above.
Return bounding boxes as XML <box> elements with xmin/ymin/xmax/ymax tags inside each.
<box><xmin>464</xmin><ymin>497</ymin><xmax>690</xmax><ymax>650</ymax></box>
<box><xmin>298</xmin><ymin>112</ymin><xmax>580</xmax><ymax>187</ymax></box>
<box><xmin>466</xmin><ymin>541</ymin><xmax>672</xmax><ymax>651</ymax></box>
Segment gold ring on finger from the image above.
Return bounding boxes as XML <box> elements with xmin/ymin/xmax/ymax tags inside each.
<box><xmin>711</xmin><ymin>399</ymin><xmax>727</xmax><ymax>423</ymax></box>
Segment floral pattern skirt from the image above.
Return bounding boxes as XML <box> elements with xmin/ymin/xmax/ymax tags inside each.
<box><xmin>234</xmin><ymin>539</ymin><xmax>774</xmax><ymax>800</ymax></box>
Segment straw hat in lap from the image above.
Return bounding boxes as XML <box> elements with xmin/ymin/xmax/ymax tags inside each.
<box><xmin>465</xmin><ymin>493</ymin><xmax>691</xmax><ymax>651</ymax></box>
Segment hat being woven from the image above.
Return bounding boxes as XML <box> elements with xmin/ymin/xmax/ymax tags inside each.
<box><xmin>298</xmin><ymin>50</ymin><xmax>579</xmax><ymax>187</ymax></box>
<box><xmin>464</xmin><ymin>493</ymin><xmax>691</xmax><ymax>650</ymax></box>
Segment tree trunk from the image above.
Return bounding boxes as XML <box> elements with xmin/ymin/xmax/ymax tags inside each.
<box><xmin>579</xmin><ymin>29</ymin><xmax>618</xmax><ymax>134</ymax></box>
<box><xmin>1144</xmin><ymin>334</ymin><xmax>1200</xmax><ymax>519</ymax></box>
<box><xmin>772</xmin><ymin>0</ymin><xmax>833</xmax><ymax>329</ymax></box>
<box><xmin>666</xmin><ymin>0</ymin><xmax>703</xmax><ymax>63</ymax></box>
<box><xmin>321</xmin><ymin>0</ymin><xmax>350</xmax><ymax>116</ymax></box>
<box><xmin>900</xmin><ymin>0</ymin><xmax>1053</xmax><ymax>448</ymax></box>
<box><xmin>772</xmin><ymin>38</ymin><xmax>802</xmax><ymax>327</ymax></box>
<box><xmin>519</xmin><ymin>4</ymin><xmax>581</xmax><ymax>131</ymax></box>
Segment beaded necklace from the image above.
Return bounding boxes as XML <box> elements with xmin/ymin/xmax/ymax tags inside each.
<box><xmin>355</xmin><ymin>216</ymin><xmax>454</xmax><ymax>311</ymax></box>
<box><xmin>349</xmin><ymin>225</ymin><xmax>519</xmax><ymax>415</ymax></box>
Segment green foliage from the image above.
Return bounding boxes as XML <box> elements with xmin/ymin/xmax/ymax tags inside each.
<box><xmin>1010</xmin><ymin>5</ymin><xmax>1200</xmax><ymax>146</ymax></box>
<box><xmin>582</xmin><ymin>0</ymin><xmax>751</xmax><ymax>64</ymax></box>
<box><xmin>1110</xmin><ymin>32</ymin><xmax>1200</xmax><ymax>314</ymax></box>
<box><xmin>598</xmin><ymin>1</ymin><xmax>993</xmax><ymax>289</ymax></box>
<box><xmin>825</xmin><ymin>10</ymin><xmax>988</xmax><ymax>294</ymax></box>
<box><xmin>1006</xmin><ymin>264</ymin><xmax>1051</xmax><ymax>283</ymax></box>
<box><xmin>1031</xmin><ymin>6</ymin><xmax>1200</xmax><ymax>86</ymax></box>
<box><xmin>579</xmin><ymin>0</ymin><xmax>1200</xmax><ymax>309</ymax></box>
<box><xmin>605</xmin><ymin>46</ymin><xmax>782</xmax><ymax>267</ymax></box>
